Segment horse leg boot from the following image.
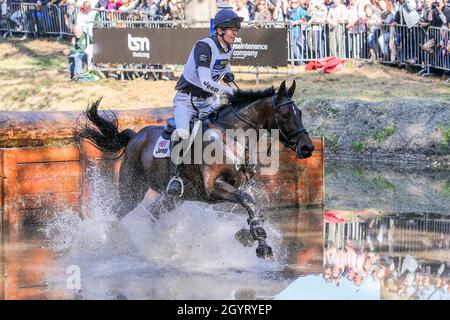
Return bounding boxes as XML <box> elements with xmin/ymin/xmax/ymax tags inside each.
<box><xmin>166</xmin><ymin>138</ymin><xmax>185</xmax><ymax>197</ymax></box>
<box><xmin>241</xmin><ymin>200</ymin><xmax>273</xmax><ymax>259</ymax></box>
<box><xmin>210</xmin><ymin>178</ymin><xmax>273</xmax><ymax>259</ymax></box>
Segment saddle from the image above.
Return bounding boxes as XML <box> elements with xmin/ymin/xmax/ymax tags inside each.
<box><xmin>153</xmin><ymin>117</ymin><xmax>203</xmax><ymax>158</ymax></box>
<box><xmin>153</xmin><ymin>106</ymin><xmax>228</xmax><ymax>159</ymax></box>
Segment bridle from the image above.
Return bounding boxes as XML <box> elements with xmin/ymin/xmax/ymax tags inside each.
<box><xmin>271</xmin><ymin>96</ymin><xmax>308</xmax><ymax>151</ymax></box>
<box><xmin>228</xmin><ymin>94</ymin><xmax>308</xmax><ymax>151</ymax></box>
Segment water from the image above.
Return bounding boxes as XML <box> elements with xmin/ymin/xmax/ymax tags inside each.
<box><xmin>1</xmin><ymin>161</ymin><xmax>450</xmax><ymax>300</ymax></box>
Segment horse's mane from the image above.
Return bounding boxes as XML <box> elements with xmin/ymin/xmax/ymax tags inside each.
<box><xmin>228</xmin><ymin>87</ymin><xmax>275</xmax><ymax>109</ymax></box>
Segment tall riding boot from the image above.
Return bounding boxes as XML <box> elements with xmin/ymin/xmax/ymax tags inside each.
<box><xmin>166</xmin><ymin>138</ymin><xmax>185</xmax><ymax>197</ymax></box>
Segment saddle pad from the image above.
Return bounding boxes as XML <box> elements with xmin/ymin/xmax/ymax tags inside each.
<box><xmin>153</xmin><ymin>120</ymin><xmax>202</xmax><ymax>159</ymax></box>
<box><xmin>153</xmin><ymin>136</ymin><xmax>171</xmax><ymax>158</ymax></box>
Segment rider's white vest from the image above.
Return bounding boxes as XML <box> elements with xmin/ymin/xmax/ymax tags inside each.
<box><xmin>182</xmin><ymin>37</ymin><xmax>233</xmax><ymax>88</ymax></box>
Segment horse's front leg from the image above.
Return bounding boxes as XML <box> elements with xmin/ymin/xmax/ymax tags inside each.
<box><xmin>210</xmin><ymin>177</ymin><xmax>273</xmax><ymax>259</ymax></box>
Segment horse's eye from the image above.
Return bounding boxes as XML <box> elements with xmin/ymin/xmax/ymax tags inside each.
<box><xmin>281</xmin><ymin>112</ymin><xmax>290</xmax><ymax>119</ymax></box>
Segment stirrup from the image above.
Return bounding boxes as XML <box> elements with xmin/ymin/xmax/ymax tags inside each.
<box><xmin>166</xmin><ymin>176</ymin><xmax>184</xmax><ymax>197</ymax></box>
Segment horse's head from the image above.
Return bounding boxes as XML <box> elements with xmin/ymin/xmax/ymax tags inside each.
<box><xmin>272</xmin><ymin>80</ymin><xmax>314</xmax><ymax>159</ymax></box>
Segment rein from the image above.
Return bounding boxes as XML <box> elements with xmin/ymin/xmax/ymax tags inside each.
<box><xmin>216</xmin><ymin>94</ymin><xmax>307</xmax><ymax>151</ymax></box>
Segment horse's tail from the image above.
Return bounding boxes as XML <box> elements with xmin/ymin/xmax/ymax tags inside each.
<box><xmin>76</xmin><ymin>98</ymin><xmax>136</xmax><ymax>155</ymax></box>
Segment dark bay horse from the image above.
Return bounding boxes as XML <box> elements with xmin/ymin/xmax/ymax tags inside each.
<box><xmin>77</xmin><ymin>80</ymin><xmax>314</xmax><ymax>259</ymax></box>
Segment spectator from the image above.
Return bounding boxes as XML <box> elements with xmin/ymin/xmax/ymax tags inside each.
<box><xmin>0</xmin><ymin>0</ymin><xmax>7</xmax><ymax>17</ymax></box>
<box><xmin>271</xmin><ymin>0</ymin><xmax>288</xmax><ymax>20</ymax></box>
<box><xmin>323</xmin><ymin>264</ymin><xmax>333</xmax><ymax>282</ymax></box>
<box><xmin>9</xmin><ymin>0</ymin><xmax>26</xmax><ymax>31</ymax></box>
<box><xmin>327</xmin><ymin>0</ymin><xmax>348</xmax><ymax>57</ymax></box>
<box><xmin>440</xmin><ymin>25</ymin><xmax>449</xmax><ymax>69</ymax></box>
<box><xmin>169</xmin><ymin>0</ymin><xmax>184</xmax><ymax>20</ymax></box>
<box><xmin>420</xmin><ymin>0</ymin><xmax>434</xmax><ymax>26</ymax></box>
<box><xmin>421</xmin><ymin>0</ymin><xmax>447</xmax><ymax>27</ymax></box>
<box><xmin>76</xmin><ymin>1</ymin><xmax>100</xmax><ymax>36</ymax></box>
<box><xmin>393</xmin><ymin>0</ymin><xmax>420</xmax><ymax>27</ymax></box>
<box><xmin>307</xmin><ymin>0</ymin><xmax>328</xmax><ymax>58</ymax></box>
<box><xmin>433</xmin><ymin>0</ymin><xmax>447</xmax><ymax>27</ymax></box>
<box><xmin>63</xmin><ymin>0</ymin><xmax>83</xmax><ymax>31</ymax></box>
<box><xmin>62</xmin><ymin>25</ymin><xmax>92</xmax><ymax>81</ymax></box>
<box><xmin>364</xmin><ymin>3</ymin><xmax>381</xmax><ymax>62</ymax></box>
<box><xmin>444</xmin><ymin>0</ymin><xmax>450</xmax><ymax>26</ymax></box>
<box><xmin>378</xmin><ymin>0</ymin><xmax>394</xmax><ymax>60</ymax></box>
<box><xmin>246</xmin><ymin>0</ymin><xmax>257</xmax><ymax>21</ymax></box>
<box><xmin>33</xmin><ymin>0</ymin><xmax>53</xmax><ymax>35</ymax></box>
<box><xmin>138</xmin><ymin>0</ymin><xmax>160</xmax><ymax>19</ymax></box>
<box><xmin>119</xmin><ymin>0</ymin><xmax>139</xmax><ymax>13</ymax></box>
<box><xmin>106</xmin><ymin>0</ymin><xmax>116</xmax><ymax>10</ymax></box>
<box><xmin>253</xmin><ymin>0</ymin><xmax>273</xmax><ymax>22</ymax></box>
<box><xmin>234</xmin><ymin>0</ymin><xmax>250</xmax><ymax>21</ymax></box>
<box><xmin>95</xmin><ymin>0</ymin><xmax>108</xmax><ymax>9</ymax></box>
<box><xmin>286</xmin><ymin>0</ymin><xmax>308</xmax><ymax>64</ymax></box>
<box><xmin>159</xmin><ymin>0</ymin><xmax>172</xmax><ymax>20</ymax></box>
<box><xmin>347</xmin><ymin>0</ymin><xmax>368</xmax><ymax>58</ymax></box>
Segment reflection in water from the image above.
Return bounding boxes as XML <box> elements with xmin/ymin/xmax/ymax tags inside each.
<box><xmin>320</xmin><ymin>213</ymin><xmax>450</xmax><ymax>300</ymax></box>
<box><xmin>1</xmin><ymin>162</ymin><xmax>450</xmax><ymax>299</ymax></box>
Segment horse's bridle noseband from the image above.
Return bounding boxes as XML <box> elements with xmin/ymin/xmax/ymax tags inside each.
<box><xmin>271</xmin><ymin>96</ymin><xmax>307</xmax><ymax>151</ymax></box>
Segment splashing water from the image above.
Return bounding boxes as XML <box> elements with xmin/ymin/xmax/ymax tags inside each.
<box><xmin>42</xmin><ymin>166</ymin><xmax>287</xmax><ymax>299</ymax></box>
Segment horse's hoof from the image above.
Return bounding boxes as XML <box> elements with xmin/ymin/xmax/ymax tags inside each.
<box><xmin>256</xmin><ymin>244</ymin><xmax>273</xmax><ymax>259</ymax></box>
<box><xmin>235</xmin><ymin>228</ymin><xmax>256</xmax><ymax>247</ymax></box>
<box><xmin>250</xmin><ymin>226</ymin><xmax>267</xmax><ymax>240</ymax></box>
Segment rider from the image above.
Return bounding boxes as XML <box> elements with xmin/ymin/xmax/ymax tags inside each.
<box><xmin>166</xmin><ymin>9</ymin><xmax>243</xmax><ymax>197</ymax></box>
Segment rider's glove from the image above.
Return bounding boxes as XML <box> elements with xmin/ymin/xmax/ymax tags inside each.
<box><xmin>223</xmin><ymin>72</ymin><xmax>235</xmax><ymax>84</ymax></box>
<box><xmin>199</xmin><ymin>111</ymin><xmax>209</xmax><ymax>120</ymax></box>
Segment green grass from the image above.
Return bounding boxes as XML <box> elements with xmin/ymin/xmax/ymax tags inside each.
<box><xmin>440</xmin><ymin>181</ymin><xmax>450</xmax><ymax>198</ymax></box>
<box><xmin>0</xmin><ymin>53</ymin><xmax>65</xmax><ymax>71</ymax></box>
<box><xmin>31</xmin><ymin>55</ymin><xmax>66</xmax><ymax>69</ymax></box>
<box><xmin>352</xmin><ymin>167</ymin><xmax>365</xmax><ymax>177</ymax></box>
<box><xmin>324</xmin><ymin>105</ymin><xmax>339</xmax><ymax>118</ymax></box>
<box><xmin>373</xmin><ymin>126</ymin><xmax>396</xmax><ymax>143</ymax></box>
<box><xmin>352</xmin><ymin>141</ymin><xmax>365</xmax><ymax>152</ymax></box>
<box><xmin>324</xmin><ymin>133</ymin><xmax>338</xmax><ymax>149</ymax></box>
<box><xmin>372</xmin><ymin>176</ymin><xmax>396</xmax><ymax>192</ymax></box>
<box><xmin>439</xmin><ymin>126</ymin><xmax>450</xmax><ymax>145</ymax></box>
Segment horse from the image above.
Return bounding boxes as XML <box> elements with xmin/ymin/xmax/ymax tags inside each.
<box><xmin>77</xmin><ymin>80</ymin><xmax>315</xmax><ymax>259</ymax></box>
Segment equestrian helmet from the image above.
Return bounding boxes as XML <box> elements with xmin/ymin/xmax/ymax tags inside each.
<box><xmin>213</xmin><ymin>9</ymin><xmax>244</xmax><ymax>29</ymax></box>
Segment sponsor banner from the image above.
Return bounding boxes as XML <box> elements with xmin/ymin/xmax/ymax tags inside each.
<box><xmin>231</xmin><ymin>29</ymin><xmax>288</xmax><ymax>67</ymax></box>
<box><xmin>94</xmin><ymin>28</ymin><xmax>209</xmax><ymax>65</ymax></box>
<box><xmin>93</xmin><ymin>28</ymin><xmax>287</xmax><ymax>67</ymax></box>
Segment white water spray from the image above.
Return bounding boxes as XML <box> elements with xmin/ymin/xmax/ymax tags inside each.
<box><xmin>42</xmin><ymin>166</ymin><xmax>287</xmax><ymax>299</ymax></box>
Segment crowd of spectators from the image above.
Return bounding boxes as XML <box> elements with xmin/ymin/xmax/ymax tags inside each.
<box><xmin>0</xmin><ymin>0</ymin><xmax>185</xmax><ymax>23</ymax></box>
<box><xmin>323</xmin><ymin>218</ymin><xmax>450</xmax><ymax>299</ymax></box>
<box><xmin>1</xmin><ymin>0</ymin><xmax>449</xmax><ymax>75</ymax></box>
<box><xmin>0</xmin><ymin>0</ymin><xmax>185</xmax><ymax>38</ymax></box>
<box><xmin>224</xmin><ymin>0</ymin><xmax>450</xmax><ymax>64</ymax></box>
<box><xmin>223</xmin><ymin>0</ymin><xmax>449</xmax><ymax>28</ymax></box>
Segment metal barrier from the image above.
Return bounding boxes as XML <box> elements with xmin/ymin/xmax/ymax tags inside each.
<box><xmin>325</xmin><ymin>214</ymin><xmax>450</xmax><ymax>254</ymax></box>
<box><xmin>1</xmin><ymin>3</ymin><xmax>449</xmax><ymax>80</ymax></box>
<box><xmin>59</xmin><ymin>4</ymin><xmax>77</xmax><ymax>36</ymax></box>
<box><xmin>426</xmin><ymin>26</ymin><xmax>450</xmax><ymax>77</ymax></box>
<box><xmin>94</xmin><ymin>16</ymin><xmax>189</xmax><ymax>29</ymax></box>
<box><xmin>0</xmin><ymin>3</ymin><xmax>71</xmax><ymax>38</ymax></box>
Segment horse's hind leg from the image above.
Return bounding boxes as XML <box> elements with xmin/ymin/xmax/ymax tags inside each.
<box><xmin>115</xmin><ymin>159</ymin><xmax>150</xmax><ymax>219</ymax></box>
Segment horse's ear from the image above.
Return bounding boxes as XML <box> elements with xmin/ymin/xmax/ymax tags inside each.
<box><xmin>287</xmin><ymin>80</ymin><xmax>296</xmax><ymax>98</ymax></box>
<box><xmin>276</xmin><ymin>81</ymin><xmax>286</xmax><ymax>103</ymax></box>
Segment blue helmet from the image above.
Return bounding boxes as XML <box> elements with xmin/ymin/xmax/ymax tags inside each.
<box><xmin>213</xmin><ymin>9</ymin><xmax>244</xmax><ymax>29</ymax></box>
